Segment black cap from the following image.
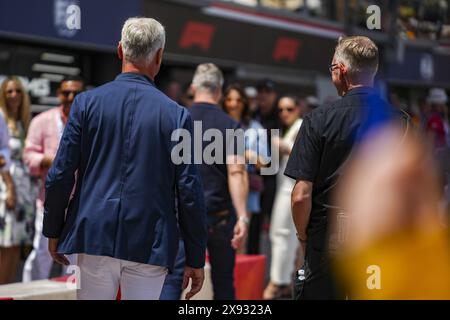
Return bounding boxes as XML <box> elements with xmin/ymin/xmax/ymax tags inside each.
<box><xmin>256</xmin><ymin>78</ymin><xmax>276</xmax><ymax>91</ymax></box>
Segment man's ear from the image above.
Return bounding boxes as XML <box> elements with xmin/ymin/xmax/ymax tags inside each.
<box><xmin>215</xmin><ymin>87</ymin><xmax>223</xmax><ymax>102</ymax></box>
<box><xmin>339</xmin><ymin>63</ymin><xmax>347</xmax><ymax>75</ymax></box>
<box><xmin>155</xmin><ymin>48</ymin><xmax>164</xmax><ymax>66</ymax></box>
<box><xmin>117</xmin><ymin>42</ymin><xmax>123</xmax><ymax>60</ymax></box>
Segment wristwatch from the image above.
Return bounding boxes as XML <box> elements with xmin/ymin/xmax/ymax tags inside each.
<box><xmin>296</xmin><ymin>233</ymin><xmax>307</xmax><ymax>243</ymax></box>
<box><xmin>238</xmin><ymin>216</ymin><xmax>250</xmax><ymax>225</ymax></box>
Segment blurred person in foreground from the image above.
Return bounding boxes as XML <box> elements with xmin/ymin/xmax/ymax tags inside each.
<box><xmin>333</xmin><ymin>126</ymin><xmax>450</xmax><ymax>299</ymax></box>
<box><xmin>42</xmin><ymin>17</ymin><xmax>207</xmax><ymax>300</ymax></box>
<box><xmin>285</xmin><ymin>36</ymin><xmax>405</xmax><ymax>299</ymax></box>
<box><xmin>0</xmin><ymin>77</ymin><xmax>36</xmax><ymax>284</ymax></box>
<box><xmin>264</xmin><ymin>95</ymin><xmax>303</xmax><ymax>299</ymax></box>
<box><xmin>22</xmin><ymin>76</ymin><xmax>84</xmax><ymax>282</ymax></box>
<box><xmin>222</xmin><ymin>84</ymin><xmax>269</xmax><ymax>255</ymax></box>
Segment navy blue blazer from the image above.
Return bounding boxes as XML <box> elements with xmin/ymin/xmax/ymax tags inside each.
<box><xmin>43</xmin><ymin>72</ymin><xmax>207</xmax><ymax>271</ymax></box>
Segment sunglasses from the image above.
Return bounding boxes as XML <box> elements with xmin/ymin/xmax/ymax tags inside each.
<box><xmin>329</xmin><ymin>63</ymin><xmax>339</xmax><ymax>73</ymax></box>
<box><xmin>61</xmin><ymin>90</ymin><xmax>81</xmax><ymax>98</ymax></box>
<box><xmin>278</xmin><ymin>107</ymin><xmax>296</xmax><ymax>113</ymax></box>
<box><xmin>6</xmin><ymin>89</ymin><xmax>22</xmax><ymax>94</ymax></box>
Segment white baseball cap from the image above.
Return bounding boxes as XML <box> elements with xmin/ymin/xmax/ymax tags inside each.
<box><xmin>427</xmin><ymin>88</ymin><xmax>449</xmax><ymax>104</ymax></box>
<box><xmin>245</xmin><ymin>86</ymin><xmax>257</xmax><ymax>98</ymax></box>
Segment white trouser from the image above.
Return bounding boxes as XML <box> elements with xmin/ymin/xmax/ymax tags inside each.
<box><xmin>23</xmin><ymin>202</ymin><xmax>75</xmax><ymax>282</ymax></box>
<box><xmin>77</xmin><ymin>254</ymin><xmax>168</xmax><ymax>300</ymax></box>
<box><xmin>269</xmin><ymin>187</ymin><xmax>300</xmax><ymax>285</ymax></box>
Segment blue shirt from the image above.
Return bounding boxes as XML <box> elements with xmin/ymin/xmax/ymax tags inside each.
<box><xmin>245</xmin><ymin>120</ymin><xmax>268</xmax><ymax>213</ymax></box>
<box><xmin>43</xmin><ymin>72</ymin><xmax>207</xmax><ymax>271</ymax></box>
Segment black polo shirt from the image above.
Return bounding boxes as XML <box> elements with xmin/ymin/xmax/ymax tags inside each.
<box><xmin>189</xmin><ymin>102</ymin><xmax>241</xmax><ymax>214</ymax></box>
<box><xmin>284</xmin><ymin>87</ymin><xmax>402</xmax><ymax>249</ymax></box>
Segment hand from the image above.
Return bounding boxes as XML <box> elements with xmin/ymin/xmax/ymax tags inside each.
<box><xmin>0</xmin><ymin>156</ymin><xmax>6</xmax><ymax>168</ymax></box>
<box><xmin>6</xmin><ymin>188</ymin><xmax>16</xmax><ymax>211</ymax></box>
<box><xmin>182</xmin><ymin>266</ymin><xmax>204</xmax><ymax>300</ymax></box>
<box><xmin>231</xmin><ymin>218</ymin><xmax>249</xmax><ymax>250</ymax></box>
<box><xmin>41</xmin><ymin>155</ymin><xmax>54</xmax><ymax>170</ymax></box>
<box><xmin>48</xmin><ymin>238</ymin><xmax>70</xmax><ymax>266</ymax></box>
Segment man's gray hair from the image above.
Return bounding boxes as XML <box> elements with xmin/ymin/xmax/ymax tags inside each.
<box><xmin>192</xmin><ymin>63</ymin><xmax>224</xmax><ymax>95</ymax></box>
<box><xmin>334</xmin><ymin>36</ymin><xmax>379</xmax><ymax>82</ymax></box>
<box><xmin>121</xmin><ymin>17</ymin><xmax>165</xmax><ymax>65</ymax></box>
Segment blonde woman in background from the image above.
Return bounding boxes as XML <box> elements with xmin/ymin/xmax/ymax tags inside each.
<box><xmin>0</xmin><ymin>76</ymin><xmax>36</xmax><ymax>284</ymax></box>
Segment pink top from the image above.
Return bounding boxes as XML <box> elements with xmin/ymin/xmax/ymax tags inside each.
<box><xmin>24</xmin><ymin>106</ymin><xmax>65</xmax><ymax>204</ymax></box>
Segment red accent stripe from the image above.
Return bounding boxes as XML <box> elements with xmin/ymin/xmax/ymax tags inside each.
<box><xmin>210</xmin><ymin>2</ymin><xmax>344</xmax><ymax>34</ymax></box>
<box><xmin>51</xmin><ymin>275</ymin><xmax>70</xmax><ymax>282</ymax></box>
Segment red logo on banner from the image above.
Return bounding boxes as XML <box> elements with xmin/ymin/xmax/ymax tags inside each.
<box><xmin>179</xmin><ymin>21</ymin><xmax>216</xmax><ymax>51</ymax></box>
<box><xmin>272</xmin><ymin>37</ymin><xmax>301</xmax><ymax>63</ymax></box>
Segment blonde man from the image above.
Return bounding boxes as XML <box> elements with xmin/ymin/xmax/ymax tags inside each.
<box><xmin>285</xmin><ymin>36</ymin><xmax>404</xmax><ymax>299</ymax></box>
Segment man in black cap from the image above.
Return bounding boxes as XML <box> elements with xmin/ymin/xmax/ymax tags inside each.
<box><xmin>255</xmin><ymin>79</ymin><xmax>279</xmax><ymax>130</ymax></box>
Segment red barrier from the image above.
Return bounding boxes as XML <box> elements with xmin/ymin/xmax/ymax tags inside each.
<box><xmin>234</xmin><ymin>254</ymin><xmax>266</xmax><ymax>300</ymax></box>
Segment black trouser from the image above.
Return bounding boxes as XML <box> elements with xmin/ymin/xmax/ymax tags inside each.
<box><xmin>207</xmin><ymin>213</ymin><xmax>236</xmax><ymax>300</ymax></box>
<box><xmin>246</xmin><ymin>212</ymin><xmax>263</xmax><ymax>254</ymax></box>
<box><xmin>294</xmin><ymin>230</ymin><xmax>342</xmax><ymax>300</ymax></box>
<box><xmin>161</xmin><ymin>212</ymin><xmax>237</xmax><ymax>300</ymax></box>
<box><xmin>160</xmin><ymin>238</ymin><xmax>185</xmax><ymax>300</ymax></box>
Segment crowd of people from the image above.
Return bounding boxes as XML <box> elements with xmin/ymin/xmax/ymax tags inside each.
<box><xmin>397</xmin><ymin>0</ymin><xmax>450</xmax><ymax>41</ymax></box>
<box><xmin>0</xmin><ymin>16</ymin><xmax>449</xmax><ymax>300</ymax></box>
<box><xmin>0</xmin><ymin>75</ymin><xmax>83</xmax><ymax>284</ymax></box>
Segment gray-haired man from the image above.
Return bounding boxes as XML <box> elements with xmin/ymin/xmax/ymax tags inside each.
<box><xmin>43</xmin><ymin>17</ymin><xmax>207</xmax><ymax>300</ymax></box>
<box><xmin>188</xmin><ymin>63</ymin><xmax>250</xmax><ymax>300</ymax></box>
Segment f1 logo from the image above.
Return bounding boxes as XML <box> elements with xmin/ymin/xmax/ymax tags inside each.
<box><xmin>273</xmin><ymin>37</ymin><xmax>301</xmax><ymax>63</ymax></box>
<box><xmin>179</xmin><ymin>21</ymin><xmax>216</xmax><ymax>52</ymax></box>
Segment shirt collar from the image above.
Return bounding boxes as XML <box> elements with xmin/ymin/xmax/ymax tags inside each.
<box><xmin>191</xmin><ymin>102</ymin><xmax>219</xmax><ymax>109</ymax></box>
<box><xmin>343</xmin><ymin>86</ymin><xmax>377</xmax><ymax>98</ymax></box>
<box><xmin>115</xmin><ymin>72</ymin><xmax>155</xmax><ymax>86</ymax></box>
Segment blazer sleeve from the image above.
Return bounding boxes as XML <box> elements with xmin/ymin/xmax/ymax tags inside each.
<box><xmin>43</xmin><ymin>96</ymin><xmax>83</xmax><ymax>238</ymax></box>
<box><xmin>175</xmin><ymin>109</ymin><xmax>207</xmax><ymax>269</ymax></box>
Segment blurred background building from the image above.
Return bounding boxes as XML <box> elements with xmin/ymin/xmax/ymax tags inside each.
<box><xmin>0</xmin><ymin>0</ymin><xmax>449</xmax><ymax>113</ymax></box>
